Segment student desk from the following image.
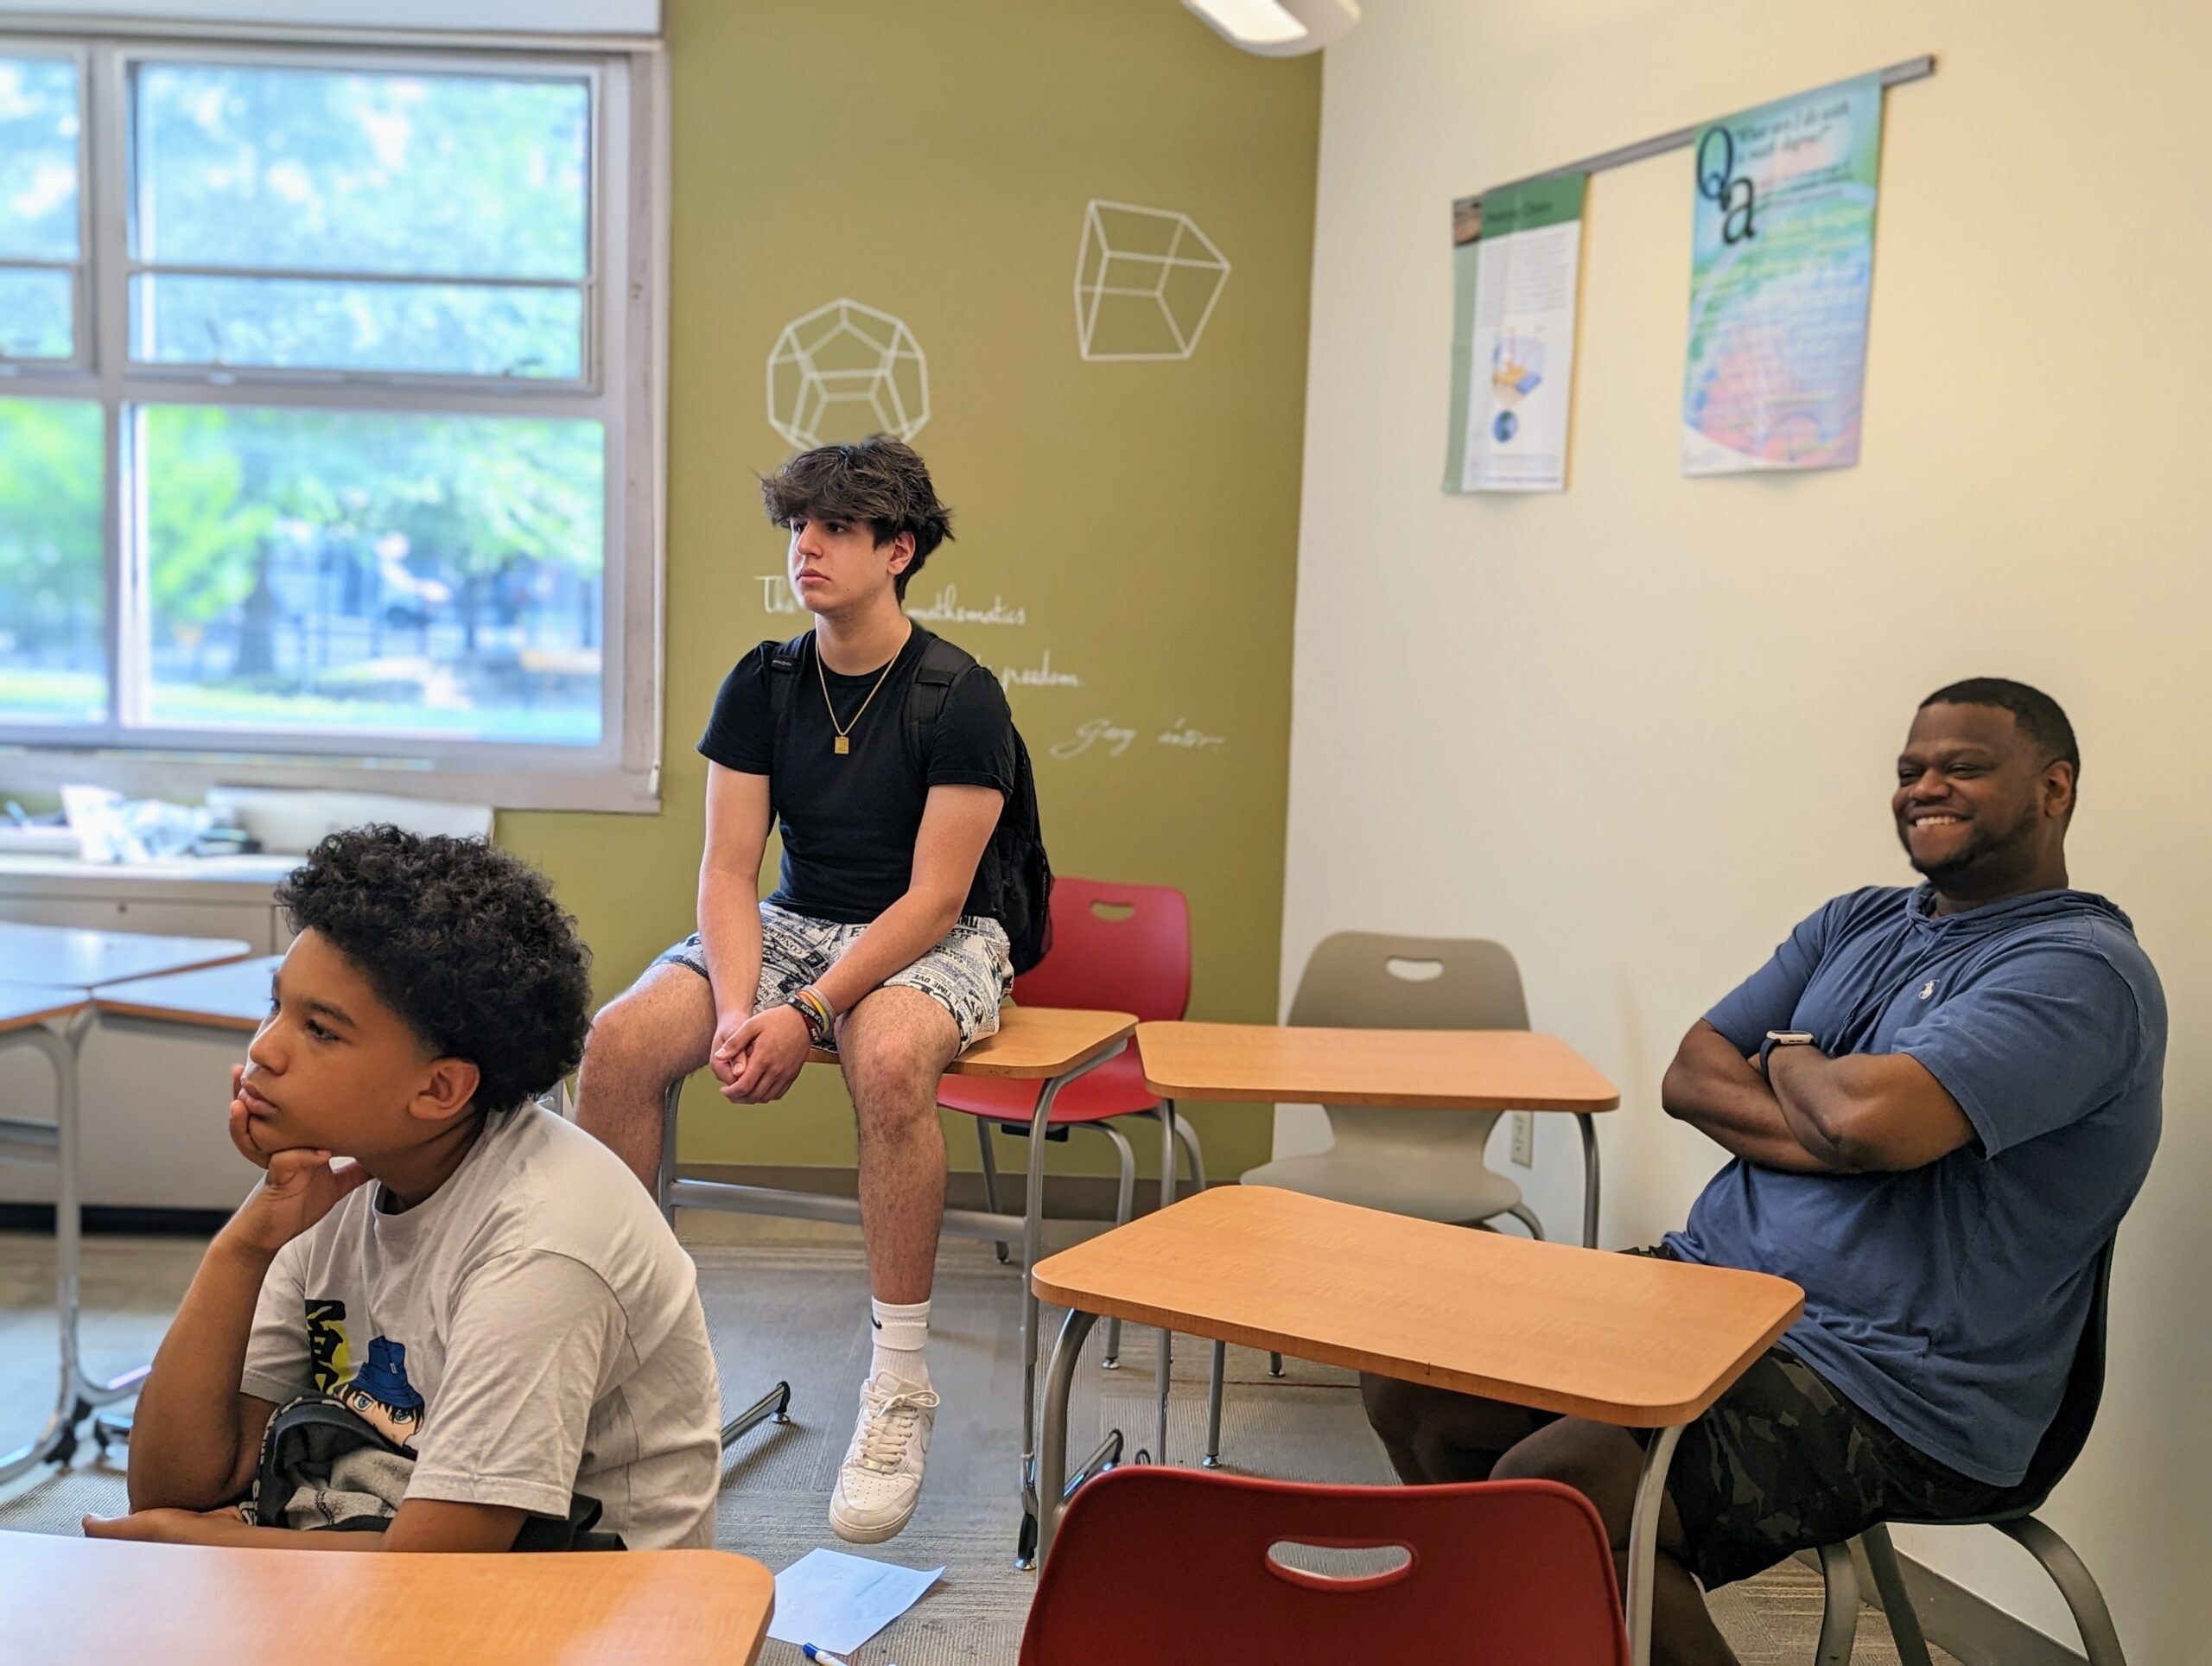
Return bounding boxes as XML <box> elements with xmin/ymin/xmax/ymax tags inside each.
<box><xmin>659</xmin><ymin>1003</ymin><xmax>1138</xmax><ymax>1567</ymax></box>
<box><xmin>1133</xmin><ymin>1020</ymin><xmax>1620</xmax><ymax>1460</ymax></box>
<box><xmin>0</xmin><ymin>919</ymin><xmax>251</xmax><ymax>990</ymax></box>
<box><xmin>92</xmin><ymin>953</ymin><xmax>284</xmax><ymax>1032</ymax></box>
<box><xmin>0</xmin><ymin>925</ymin><xmax>251</xmax><ymax>1481</ymax></box>
<box><xmin>0</xmin><ymin>1531</ymin><xmax>778</xmax><ymax>1664</ymax></box>
<box><xmin>1135</xmin><ymin>1021</ymin><xmax>1620</xmax><ymax>1245</ymax></box>
<box><xmin>1030</xmin><ymin>1186</ymin><xmax>1802</xmax><ymax>1666</ymax></box>
<box><xmin>0</xmin><ymin>985</ymin><xmax>95</xmax><ymax>1485</ymax></box>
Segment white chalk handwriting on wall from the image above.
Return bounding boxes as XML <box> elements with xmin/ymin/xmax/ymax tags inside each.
<box><xmin>758</xmin><ymin>576</ymin><xmax>1029</xmax><ymax>627</ymax></box>
<box><xmin>999</xmin><ymin>651</ymin><xmax>1083</xmax><ymax>691</ymax></box>
<box><xmin>1046</xmin><ymin>716</ymin><xmax>1228</xmax><ymax>759</ymax></box>
<box><xmin>1155</xmin><ymin>718</ymin><xmax>1226</xmax><ymax>750</ymax></box>
<box><xmin>906</xmin><ymin>584</ymin><xmax>1027</xmax><ymax>626</ymax></box>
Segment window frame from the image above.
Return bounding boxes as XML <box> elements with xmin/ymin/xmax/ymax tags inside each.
<box><xmin>0</xmin><ymin>41</ymin><xmax>93</xmax><ymax>372</ymax></box>
<box><xmin>0</xmin><ymin>29</ymin><xmax>666</xmax><ymax>812</ymax></box>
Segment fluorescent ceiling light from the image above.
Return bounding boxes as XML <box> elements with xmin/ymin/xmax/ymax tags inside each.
<box><xmin>1184</xmin><ymin>0</ymin><xmax>1360</xmax><ymax>57</ymax></box>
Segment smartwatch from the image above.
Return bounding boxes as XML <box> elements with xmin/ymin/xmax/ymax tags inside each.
<box><xmin>1758</xmin><ymin>1030</ymin><xmax>1816</xmax><ymax>1078</ymax></box>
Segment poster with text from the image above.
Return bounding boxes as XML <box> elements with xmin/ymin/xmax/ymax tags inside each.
<box><xmin>1444</xmin><ymin>173</ymin><xmax>1586</xmax><ymax>493</ymax></box>
<box><xmin>1681</xmin><ymin>74</ymin><xmax>1884</xmax><ymax>475</ymax></box>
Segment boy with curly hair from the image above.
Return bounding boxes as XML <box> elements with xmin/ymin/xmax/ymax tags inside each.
<box><xmin>86</xmin><ymin>826</ymin><xmax>721</xmax><ymax>1552</ymax></box>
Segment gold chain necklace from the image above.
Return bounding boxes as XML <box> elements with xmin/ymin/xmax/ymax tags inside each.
<box><xmin>816</xmin><ymin>633</ymin><xmax>905</xmax><ymax>755</ymax></box>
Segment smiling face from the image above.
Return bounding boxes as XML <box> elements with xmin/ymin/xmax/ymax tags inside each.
<box><xmin>786</xmin><ymin>515</ymin><xmax>914</xmax><ymax>618</ymax></box>
<box><xmin>236</xmin><ymin>928</ymin><xmax>476</xmax><ymax>1160</ymax></box>
<box><xmin>1892</xmin><ymin>702</ymin><xmax>2074</xmax><ymax>900</ymax></box>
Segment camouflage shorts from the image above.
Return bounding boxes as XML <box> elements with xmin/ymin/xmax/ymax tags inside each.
<box><xmin>653</xmin><ymin>902</ymin><xmax>1012</xmax><ymax>1053</ymax></box>
<box><xmin>1624</xmin><ymin>1247</ymin><xmax>2014</xmax><ymax>1590</ymax></box>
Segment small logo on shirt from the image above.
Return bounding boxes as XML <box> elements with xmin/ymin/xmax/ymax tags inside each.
<box><xmin>1919</xmin><ymin>981</ymin><xmax>1936</xmax><ymax>1000</ymax></box>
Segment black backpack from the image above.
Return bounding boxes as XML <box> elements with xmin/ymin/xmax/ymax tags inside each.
<box><xmin>765</xmin><ymin>630</ymin><xmax>1054</xmax><ymax>975</ymax></box>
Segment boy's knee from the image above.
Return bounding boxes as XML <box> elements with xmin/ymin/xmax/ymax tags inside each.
<box><xmin>844</xmin><ymin>1040</ymin><xmax>940</xmax><ymax>1116</ymax></box>
<box><xmin>582</xmin><ymin>985</ymin><xmax>696</xmax><ymax>1088</ymax></box>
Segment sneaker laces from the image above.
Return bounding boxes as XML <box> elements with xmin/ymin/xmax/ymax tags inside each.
<box><xmin>853</xmin><ymin>1379</ymin><xmax>940</xmax><ymax>1474</ymax></box>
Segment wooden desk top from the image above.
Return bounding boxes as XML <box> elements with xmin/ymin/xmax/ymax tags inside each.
<box><xmin>1135</xmin><ymin>1021</ymin><xmax>1620</xmax><ymax>1111</ymax></box>
<box><xmin>0</xmin><ymin>1532</ymin><xmax>776</xmax><ymax>1665</ymax></box>
<box><xmin>1032</xmin><ymin>1186</ymin><xmax>1802</xmax><ymax>1426</ymax></box>
<box><xmin>0</xmin><ymin>984</ymin><xmax>88</xmax><ymax>1033</ymax></box>
<box><xmin>0</xmin><ymin>921</ymin><xmax>251</xmax><ymax>991</ymax></box>
<box><xmin>93</xmin><ymin>954</ymin><xmax>285</xmax><ymax>1031</ymax></box>
<box><xmin>807</xmin><ymin>1003</ymin><xmax>1137</xmax><ymax>1080</ymax></box>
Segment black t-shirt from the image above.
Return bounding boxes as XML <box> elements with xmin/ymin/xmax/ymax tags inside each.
<box><xmin>696</xmin><ymin>626</ymin><xmax>1017</xmax><ymax>925</ymax></box>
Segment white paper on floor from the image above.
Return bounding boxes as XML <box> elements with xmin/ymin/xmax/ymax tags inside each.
<box><xmin>767</xmin><ymin>1547</ymin><xmax>945</xmax><ymax>1653</ymax></box>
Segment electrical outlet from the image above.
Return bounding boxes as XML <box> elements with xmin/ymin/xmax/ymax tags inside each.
<box><xmin>1510</xmin><ymin>1111</ymin><xmax>1535</xmax><ymax>1167</ymax></box>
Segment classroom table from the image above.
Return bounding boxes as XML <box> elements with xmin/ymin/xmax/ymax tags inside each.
<box><xmin>0</xmin><ymin>986</ymin><xmax>95</xmax><ymax>1485</ymax></box>
<box><xmin>1030</xmin><ymin>1186</ymin><xmax>1803</xmax><ymax>1666</ymax></box>
<box><xmin>1133</xmin><ymin>1019</ymin><xmax>1621</xmax><ymax>1461</ymax></box>
<box><xmin>658</xmin><ymin>1003</ymin><xmax>1139</xmax><ymax>1567</ymax></box>
<box><xmin>0</xmin><ymin>924</ymin><xmax>251</xmax><ymax>1479</ymax></box>
<box><xmin>0</xmin><ymin>920</ymin><xmax>253</xmax><ymax>990</ymax></box>
<box><xmin>0</xmin><ymin>1530</ymin><xmax>778</xmax><ymax>1664</ymax></box>
<box><xmin>92</xmin><ymin>953</ymin><xmax>283</xmax><ymax>1033</ymax></box>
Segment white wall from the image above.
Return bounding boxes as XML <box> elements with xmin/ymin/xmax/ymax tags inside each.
<box><xmin>1285</xmin><ymin>0</ymin><xmax>2211</xmax><ymax>1654</ymax></box>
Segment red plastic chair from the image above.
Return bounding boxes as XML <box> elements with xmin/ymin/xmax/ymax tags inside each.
<box><xmin>1021</xmin><ymin>1466</ymin><xmax>1631</xmax><ymax>1665</ymax></box>
<box><xmin>938</xmin><ymin>878</ymin><xmax>1196</xmax><ymax>1365</ymax></box>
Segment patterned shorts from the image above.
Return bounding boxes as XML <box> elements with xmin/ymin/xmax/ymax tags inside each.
<box><xmin>1622</xmin><ymin>1245</ymin><xmax>2015</xmax><ymax>1589</ymax></box>
<box><xmin>653</xmin><ymin>901</ymin><xmax>1013</xmax><ymax>1053</ymax></box>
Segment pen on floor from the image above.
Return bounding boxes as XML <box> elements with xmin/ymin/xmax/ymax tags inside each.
<box><xmin>800</xmin><ymin>1647</ymin><xmax>850</xmax><ymax>1665</ymax></box>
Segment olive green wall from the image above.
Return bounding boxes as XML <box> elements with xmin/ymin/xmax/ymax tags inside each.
<box><xmin>503</xmin><ymin>0</ymin><xmax>1320</xmax><ymax>1179</ymax></box>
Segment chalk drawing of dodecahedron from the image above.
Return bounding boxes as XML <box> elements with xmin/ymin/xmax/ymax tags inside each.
<box><xmin>766</xmin><ymin>298</ymin><xmax>930</xmax><ymax>448</ymax></box>
<box><xmin>1074</xmin><ymin>200</ymin><xmax>1231</xmax><ymax>362</ymax></box>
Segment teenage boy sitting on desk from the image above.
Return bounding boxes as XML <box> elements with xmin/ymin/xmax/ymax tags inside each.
<box><xmin>86</xmin><ymin>826</ymin><xmax>721</xmax><ymax>1552</ymax></box>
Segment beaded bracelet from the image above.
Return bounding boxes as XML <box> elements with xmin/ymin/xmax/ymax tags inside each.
<box><xmin>785</xmin><ymin>984</ymin><xmax>835</xmax><ymax>1046</ymax></box>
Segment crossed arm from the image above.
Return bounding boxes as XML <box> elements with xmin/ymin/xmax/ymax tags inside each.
<box><xmin>1661</xmin><ymin>1020</ymin><xmax>1976</xmax><ymax>1173</ymax></box>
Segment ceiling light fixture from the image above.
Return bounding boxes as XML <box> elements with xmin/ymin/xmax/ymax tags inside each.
<box><xmin>1184</xmin><ymin>0</ymin><xmax>1361</xmax><ymax>58</ymax></box>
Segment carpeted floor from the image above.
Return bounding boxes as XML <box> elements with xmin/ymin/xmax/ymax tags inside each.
<box><xmin>0</xmin><ymin>1219</ymin><xmax>1953</xmax><ymax>1663</ymax></box>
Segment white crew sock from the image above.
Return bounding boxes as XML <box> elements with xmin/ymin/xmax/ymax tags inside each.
<box><xmin>868</xmin><ymin>1297</ymin><xmax>931</xmax><ymax>1389</ymax></box>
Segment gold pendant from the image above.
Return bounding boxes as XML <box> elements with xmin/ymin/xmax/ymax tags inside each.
<box><xmin>834</xmin><ymin>735</ymin><xmax>850</xmax><ymax>755</ymax></box>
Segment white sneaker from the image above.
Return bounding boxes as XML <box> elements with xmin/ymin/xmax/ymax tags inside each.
<box><xmin>829</xmin><ymin>1370</ymin><xmax>941</xmax><ymax>1543</ymax></box>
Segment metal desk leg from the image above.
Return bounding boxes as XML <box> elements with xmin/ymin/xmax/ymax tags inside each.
<box><xmin>1625</xmin><ymin>1423</ymin><xmax>1686</xmax><ymax>1666</ymax></box>
<box><xmin>721</xmin><ymin>1380</ymin><xmax>793</xmax><ymax>1449</ymax></box>
<box><xmin>1576</xmin><ymin>1112</ymin><xmax>1602</xmax><ymax>1249</ymax></box>
<box><xmin>1014</xmin><ymin>1065</ymin><xmax>1075</xmax><ymax>1569</ymax></box>
<box><xmin>1035</xmin><ymin>1306</ymin><xmax>1099</xmax><ymax>1568</ymax></box>
<box><xmin>1154</xmin><ymin>1098</ymin><xmax>1176</xmax><ymax>1466</ymax></box>
<box><xmin>0</xmin><ymin>1013</ymin><xmax>91</xmax><ymax>1483</ymax></box>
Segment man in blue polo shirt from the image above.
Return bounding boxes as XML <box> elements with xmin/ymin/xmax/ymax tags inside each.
<box><xmin>1361</xmin><ymin>678</ymin><xmax>2164</xmax><ymax>1665</ymax></box>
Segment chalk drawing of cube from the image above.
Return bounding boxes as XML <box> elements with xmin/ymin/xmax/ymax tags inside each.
<box><xmin>1074</xmin><ymin>200</ymin><xmax>1231</xmax><ymax>362</ymax></box>
<box><xmin>766</xmin><ymin>297</ymin><xmax>930</xmax><ymax>448</ymax></box>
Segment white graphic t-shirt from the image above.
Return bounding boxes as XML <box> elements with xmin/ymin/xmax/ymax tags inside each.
<box><xmin>242</xmin><ymin>1104</ymin><xmax>721</xmax><ymax>1549</ymax></box>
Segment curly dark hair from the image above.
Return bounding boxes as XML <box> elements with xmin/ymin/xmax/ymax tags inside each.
<box><xmin>760</xmin><ymin>436</ymin><xmax>954</xmax><ymax>601</ymax></box>
<box><xmin>276</xmin><ymin>825</ymin><xmax>592</xmax><ymax>1115</ymax></box>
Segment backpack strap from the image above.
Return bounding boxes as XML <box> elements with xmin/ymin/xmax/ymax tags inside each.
<box><xmin>762</xmin><ymin>631</ymin><xmax>812</xmax><ymax>779</ymax></box>
<box><xmin>906</xmin><ymin>631</ymin><xmax>978</xmax><ymax>767</ymax></box>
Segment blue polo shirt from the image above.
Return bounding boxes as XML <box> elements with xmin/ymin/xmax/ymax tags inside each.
<box><xmin>1666</xmin><ymin>884</ymin><xmax>2164</xmax><ymax>1486</ymax></box>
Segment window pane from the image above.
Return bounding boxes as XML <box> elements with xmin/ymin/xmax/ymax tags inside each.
<box><xmin>0</xmin><ymin>54</ymin><xmax>81</xmax><ymax>262</ymax></box>
<box><xmin>133</xmin><ymin>63</ymin><xmax>589</xmax><ymax>282</ymax></box>
<box><xmin>140</xmin><ymin>406</ymin><xmax>604</xmax><ymax>747</ymax></box>
<box><xmin>131</xmin><ymin>274</ymin><xmax>582</xmax><ymax>378</ymax></box>
<box><xmin>0</xmin><ymin>399</ymin><xmax>105</xmax><ymax>725</ymax></box>
<box><xmin>0</xmin><ymin>265</ymin><xmax>73</xmax><ymax>359</ymax></box>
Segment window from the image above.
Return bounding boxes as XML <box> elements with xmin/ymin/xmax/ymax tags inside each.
<box><xmin>0</xmin><ymin>37</ymin><xmax>662</xmax><ymax>810</ymax></box>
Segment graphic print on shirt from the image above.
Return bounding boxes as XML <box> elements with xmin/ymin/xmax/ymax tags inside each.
<box><xmin>333</xmin><ymin>1334</ymin><xmax>428</xmax><ymax>1449</ymax></box>
<box><xmin>305</xmin><ymin>1299</ymin><xmax>350</xmax><ymax>1393</ymax></box>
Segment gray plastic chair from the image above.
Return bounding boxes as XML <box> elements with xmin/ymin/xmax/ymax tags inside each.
<box><xmin>1199</xmin><ymin>932</ymin><xmax>1545</xmax><ymax>1464</ymax></box>
<box><xmin>1815</xmin><ymin>1242</ymin><xmax>2126</xmax><ymax>1666</ymax></box>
